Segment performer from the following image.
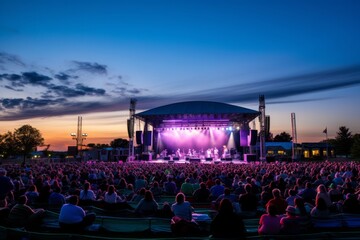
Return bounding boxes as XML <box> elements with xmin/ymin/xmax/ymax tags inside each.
<box><xmin>176</xmin><ymin>148</ymin><xmax>181</xmax><ymax>158</ymax></box>
<box><xmin>214</xmin><ymin>147</ymin><xmax>219</xmax><ymax>160</ymax></box>
<box><xmin>222</xmin><ymin>145</ymin><xmax>228</xmax><ymax>158</ymax></box>
<box><xmin>206</xmin><ymin>148</ymin><xmax>212</xmax><ymax>158</ymax></box>
<box><xmin>187</xmin><ymin>149</ymin><xmax>192</xmax><ymax>156</ymax></box>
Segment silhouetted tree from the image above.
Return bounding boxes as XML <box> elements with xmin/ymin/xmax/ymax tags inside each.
<box><xmin>265</xmin><ymin>132</ymin><xmax>274</xmax><ymax>142</ymax></box>
<box><xmin>334</xmin><ymin>126</ymin><xmax>353</xmax><ymax>158</ymax></box>
<box><xmin>13</xmin><ymin>125</ymin><xmax>44</xmax><ymax>164</ymax></box>
<box><xmin>110</xmin><ymin>138</ymin><xmax>129</xmax><ymax>148</ymax></box>
<box><xmin>350</xmin><ymin>134</ymin><xmax>360</xmax><ymax>159</ymax></box>
<box><xmin>87</xmin><ymin>143</ymin><xmax>110</xmax><ymax>149</ymax></box>
<box><xmin>0</xmin><ymin>131</ymin><xmax>19</xmax><ymax>159</ymax></box>
<box><xmin>273</xmin><ymin>132</ymin><xmax>292</xmax><ymax>142</ymax></box>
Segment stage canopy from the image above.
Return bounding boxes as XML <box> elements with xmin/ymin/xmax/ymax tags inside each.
<box><xmin>135</xmin><ymin>101</ymin><xmax>260</xmax><ymax>129</ymax></box>
<box><xmin>134</xmin><ymin>101</ymin><xmax>260</xmax><ymax>158</ymax></box>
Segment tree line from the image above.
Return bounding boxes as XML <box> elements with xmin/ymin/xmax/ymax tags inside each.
<box><xmin>267</xmin><ymin>126</ymin><xmax>360</xmax><ymax>159</ymax></box>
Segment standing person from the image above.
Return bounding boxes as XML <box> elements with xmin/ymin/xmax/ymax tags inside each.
<box><xmin>59</xmin><ymin>195</ymin><xmax>96</xmax><ymax>231</ymax></box>
<box><xmin>0</xmin><ymin>168</ymin><xmax>14</xmax><ymax>207</ymax></box>
<box><xmin>210</xmin><ymin>198</ymin><xmax>245</xmax><ymax>238</ymax></box>
<box><xmin>258</xmin><ymin>204</ymin><xmax>282</xmax><ymax>235</ymax></box>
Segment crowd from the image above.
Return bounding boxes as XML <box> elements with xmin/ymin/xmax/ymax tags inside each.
<box><xmin>0</xmin><ymin>159</ymin><xmax>359</xmax><ymax>237</ymax></box>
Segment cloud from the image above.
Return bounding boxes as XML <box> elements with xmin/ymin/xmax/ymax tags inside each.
<box><xmin>0</xmin><ymin>52</ymin><xmax>26</xmax><ymax>67</ymax></box>
<box><xmin>1</xmin><ymin>64</ymin><xmax>360</xmax><ymax>121</ymax></box>
<box><xmin>4</xmin><ymin>85</ymin><xmax>23</xmax><ymax>92</ymax></box>
<box><xmin>0</xmin><ymin>97</ymin><xmax>66</xmax><ymax>110</ymax></box>
<box><xmin>0</xmin><ymin>73</ymin><xmax>22</xmax><ymax>81</ymax></box>
<box><xmin>70</xmin><ymin>61</ymin><xmax>107</xmax><ymax>74</ymax></box>
<box><xmin>22</xmin><ymin>71</ymin><xmax>52</xmax><ymax>85</ymax></box>
<box><xmin>54</xmin><ymin>72</ymin><xmax>78</xmax><ymax>84</ymax></box>
<box><xmin>1</xmin><ymin>72</ymin><xmax>53</xmax><ymax>88</ymax></box>
<box><xmin>75</xmin><ymin>84</ymin><xmax>106</xmax><ymax>96</ymax></box>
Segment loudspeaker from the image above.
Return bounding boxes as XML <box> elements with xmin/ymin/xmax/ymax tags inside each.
<box><xmin>173</xmin><ymin>157</ymin><xmax>179</xmax><ymax>161</ymax></box>
<box><xmin>136</xmin><ymin>131</ymin><xmax>143</xmax><ymax>145</ymax></box>
<box><xmin>143</xmin><ymin>131</ymin><xmax>152</xmax><ymax>146</ymax></box>
<box><xmin>240</xmin><ymin>129</ymin><xmax>249</xmax><ymax>147</ymax></box>
<box><xmin>250</xmin><ymin>130</ymin><xmax>258</xmax><ymax>146</ymax></box>
<box><xmin>164</xmin><ymin>156</ymin><xmax>170</xmax><ymax>160</ymax></box>
<box><xmin>265</xmin><ymin>115</ymin><xmax>270</xmax><ymax>135</ymax></box>
<box><xmin>190</xmin><ymin>158</ymin><xmax>200</xmax><ymax>163</ymax></box>
<box><xmin>205</xmin><ymin>157</ymin><xmax>213</xmax><ymax>161</ymax></box>
<box><xmin>244</xmin><ymin>154</ymin><xmax>256</xmax><ymax>162</ymax></box>
<box><xmin>127</xmin><ymin>119</ymin><xmax>134</xmax><ymax>139</ymax></box>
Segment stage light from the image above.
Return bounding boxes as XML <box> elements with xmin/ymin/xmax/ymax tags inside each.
<box><xmin>236</xmin><ymin>126</ymin><xmax>240</xmax><ymax>130</ymax></box>
<box><xmin>229</xmin><ymin>126</ymin><xmax>232</xmax><ymax>131</ymax></box>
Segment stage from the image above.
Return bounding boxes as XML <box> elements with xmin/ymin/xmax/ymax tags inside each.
<box><xmin>132</xmin><ymin>158</ymin><xmax>249</xmax><ymax>165</ymax></box>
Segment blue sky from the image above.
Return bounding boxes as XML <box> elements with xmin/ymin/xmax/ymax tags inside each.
<box><xmin>1</xmin><ymin>0</ymin><xmax>360</xmax><ymax>150</ymax></box>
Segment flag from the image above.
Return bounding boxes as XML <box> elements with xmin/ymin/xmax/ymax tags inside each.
<box><xmin>323</xmin><ymin>127</ymin><xmax>327</xmax><ymax>134</ymax></box>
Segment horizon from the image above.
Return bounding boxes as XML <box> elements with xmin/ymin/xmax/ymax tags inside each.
<box><xmin>1</xmin><ymin>0</ymin><xmax>360</xmax><ymax>151</ymax></box>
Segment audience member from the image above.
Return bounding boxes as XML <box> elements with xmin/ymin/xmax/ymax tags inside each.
<box><xmin>210</xmin><ymin>198</ymin><xmax>245</xmax><ymax>238</ymax></box>
<box><xmin>59</xmin><ymin>195</ymin><xmax>96</xmax><ymax>231</ymax></box>
<box><xmin>171</xmin><ymin>193</ymin><xmax>193</xmax><ymax>221</ymax></box>
<box><xmin>8</xmin><ymin>195</ymin><xmax>45</xmax><ymax>229</ymax></box>
<box><xmin>258</xmin><ymin>204</ymin><xmax>282</xmax><ymax>235</ymax></box>
<box><xmin>280</xmin><ymin>206</ymin><xmax>300</xmax><ymax>234</ymax></box>
<box><xmin>135</xmin><ymin>190</ymin><xmax>159</xmax><ymax>216</ymax></box>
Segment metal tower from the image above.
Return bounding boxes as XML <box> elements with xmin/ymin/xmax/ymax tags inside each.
<box><xmin>259</xmin><ymin>95</ymin><xmax>266</xmax><ymax>161</ymax></box>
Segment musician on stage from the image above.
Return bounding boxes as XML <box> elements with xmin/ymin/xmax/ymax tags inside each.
<box><xmin>222</xmin><ymin>145</ymin><xmax>228</xmax><ymax>158</ymax></box>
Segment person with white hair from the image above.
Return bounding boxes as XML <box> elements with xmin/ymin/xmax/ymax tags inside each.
<box><xmin>0</xmin><ymin>168</ymin><xmax>14</xmax><ymax>207</ymax></box>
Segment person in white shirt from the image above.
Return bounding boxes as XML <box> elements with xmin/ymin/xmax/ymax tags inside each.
<box><xmin>59</xmin><ymin>195</ymin><xmax>95</xmax><ymax>231</ymax></box>
<box><xmin>104</xmin><ymin>185</ymin><xmax>122</xmax><ymax>203</ymax></box>
<box><xmin>79</xmin><ymin>181</ymin><xmax>96</xmax><ymax>201</ymax></box>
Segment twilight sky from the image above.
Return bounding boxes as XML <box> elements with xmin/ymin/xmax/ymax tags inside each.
<box><xmin>1</xmin><ymin>0</ymin><xmax>360</xmax><ymax>151</ymax></box>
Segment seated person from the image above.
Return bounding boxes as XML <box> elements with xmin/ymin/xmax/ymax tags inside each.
<box><xmin>59</xmin><ymin>195</ymin><xmax>96</xmax><ymax>231</ymax></box>
<box><xmin>48</xmin><ymin>186</ymin><xmax>66</xmax><ymax>209</ymax></box>
<box><xmin>310</xmin><ymin>197</ymin><xmax>330</xmax><ymax>218</ymax></box>
<box><xmin>193</xmin><ymin>182</ymin><xmax>210</xmax><ymax>203</ymax></box>
<box><xmin>258</xmin><ymin>204</ymin><xmax>282</xmax><ymax>235</ymax></box>
<box><xmin>280</xmin><ymin>206</ymin><xmax>300</xmax><ymax>234</ymax></box>
<box><xmin>135</xmin><ymin>190</ymin><xmax>159</xmax><ymax>216</ymax></box>
<box><xmin>8</xmin><ymin>195</ymin><xmax>45</xmax><ymax>229</ymax></box>
<box><xmin>104</xmin><ymin>185</ymin><xmax>123</xmax><ymax>203</ymax></box>
<box><xmin>342</xmin><ymin>193</ymin><xmax>360</xmax><ymax>214</ymax></box>
<box><xmin>171</xmin><ymin>193</ymin><xmax>194</xmax><ymax>221</ymax></box>
<box><xmin>211</xmin><ymin>198</ymin><xmax>245</xmax><ymax>238</ymax></box>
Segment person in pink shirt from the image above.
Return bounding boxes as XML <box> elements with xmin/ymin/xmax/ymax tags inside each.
<box><xmin>258</xmin><ymin>204</ymin><xmax>282</xmax><ymax>235</ymax></box>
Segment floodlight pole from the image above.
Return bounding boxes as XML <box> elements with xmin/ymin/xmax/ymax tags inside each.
<box><xmin>128</xmin><ymin>99</ymin><xmax>137</xmax><ymax>161</ymax></box>
<box><xmin>259</xmin><ymin>95</ymin><xmax>266</xmax><ymax>162</ymax></box>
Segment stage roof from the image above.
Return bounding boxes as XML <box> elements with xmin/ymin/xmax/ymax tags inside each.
<box><xmin>135</xmin><ymin>101</ymin><xmax>260</xmax><ymax>128</ymax></box>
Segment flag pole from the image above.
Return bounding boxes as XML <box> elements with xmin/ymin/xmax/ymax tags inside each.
<box><xmin>324</xmin><ymin>127</ymin><xmax>329</xmax><ymax>160</ymax></box>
